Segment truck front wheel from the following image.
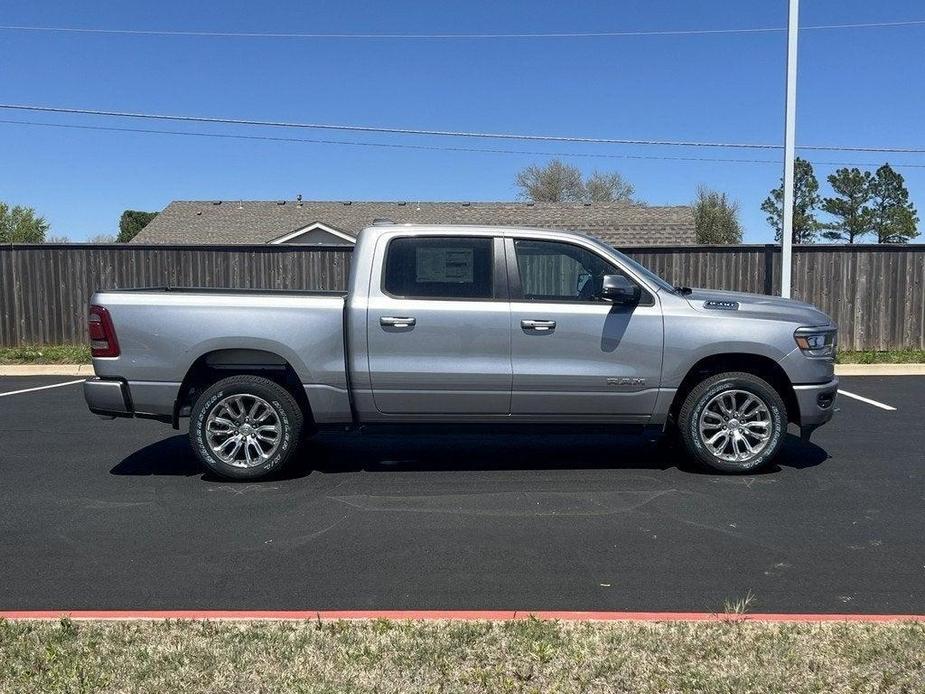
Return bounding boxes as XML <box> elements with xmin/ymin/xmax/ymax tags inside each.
<box><xmin>677</xmin><ymin>372</ymin><xmax>786</xmax><ymax>474</ymax></box>
<box><xmin>189</xmin><ymin>375</ymin><xmax>304</xmax><ymax>480</ymax></box>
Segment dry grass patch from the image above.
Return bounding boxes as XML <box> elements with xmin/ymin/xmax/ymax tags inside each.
<box><xmin>1</xmin><ymin>617</ymin><xmax>923</xmax><ymax>693</ymax></box>
<box><xmin>836</xmin><ymin>349</ymin><xmax>925</xmax><ymax>364</ymax></box>
<box><xmin>0</xmin><ymin>344</ymin><xmax>91</xmax><ymax>364</ymax></box>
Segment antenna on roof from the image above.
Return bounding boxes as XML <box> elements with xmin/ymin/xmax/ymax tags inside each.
<box><xmin>296</xmin><ymin>194</ymin><xmax>303</xmax><ymax>207</ymax></box>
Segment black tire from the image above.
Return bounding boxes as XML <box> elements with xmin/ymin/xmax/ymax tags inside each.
<box><xmin>189</xmin><ymin>375</ymin><xmax>304</xmax><ymax>480</ymax></box>
<box><xmin>677</xmin><ymin>371</ymin><xmax>786</xmax><ymax>474</ymax></box>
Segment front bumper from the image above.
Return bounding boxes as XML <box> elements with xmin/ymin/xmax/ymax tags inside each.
<box><xmin>83</xmin><ymin>377</ymin><xmax>132</xmax><ymax>417</ymax></box>
<box><xmin>793</xmin><ymin>377</ymin><xmax>838</xmax><ymax>440</ymax></box>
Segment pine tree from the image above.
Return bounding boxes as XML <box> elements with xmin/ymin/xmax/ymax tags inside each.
<box><xmin>820</xmin><ymin>168</ymin><xmax>873</xmax><ymax>243</ymax></box>
<box><xmin>760</xmin><ymin>158</ymin><xmax>821</xmax><ymax>244</ymax></box>
<box><xmin>869</xmin><ymin>164</ymin><xmax>919</xmax><ymax>244</ymax></box>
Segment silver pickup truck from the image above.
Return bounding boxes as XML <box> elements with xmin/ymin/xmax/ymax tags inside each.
<box><xmin>84</xmin><ymin>223</ymin><xmax>838</xmax><ymax>479</ymax></box>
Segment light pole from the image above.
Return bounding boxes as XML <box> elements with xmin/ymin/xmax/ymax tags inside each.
<box><xmin>780</xmin><ymin>0</ymin><xmax>800</xmax><ymax>298</ymax></box>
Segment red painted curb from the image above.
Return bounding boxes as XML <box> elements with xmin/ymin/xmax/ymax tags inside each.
<box><xmin>1</xmin><ymin>610</ymin><xmax>923</xmax><ymax>622</ymax></box>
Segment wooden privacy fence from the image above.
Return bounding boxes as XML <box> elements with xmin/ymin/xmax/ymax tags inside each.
<box><xmin>0</xmin><ymin>243</ymin><xmax>922</xmax><ymax>351</ymax></box>
<box><xmin>631</xmin><ymin>245</ymin><xmax>925</xmax><ymax>352</ymax></box>
<box><xmin>0</xmin><ymin>245</ymin><xmax>351</xmax><ymax>348</ymax></box>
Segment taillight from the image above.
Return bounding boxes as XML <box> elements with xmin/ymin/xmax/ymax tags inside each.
<box><xmin>88</xmin><ymin>305</ymin><xmax>120</xmax><ymax>358</ymax></box>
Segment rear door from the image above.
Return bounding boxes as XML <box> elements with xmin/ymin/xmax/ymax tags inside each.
<box><xmin>507</xmin><ymin>236</ymin><xmax>664</xmax><ymax>419</ymax></box>
<box><xmin>366</xmin><ymin>233</ymin><xmax>512</xmax><ymax>415</ymax></box>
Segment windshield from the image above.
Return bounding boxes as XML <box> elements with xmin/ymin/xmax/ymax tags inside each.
<box><xmin>582</xmin><ymin>235</ymin><xmax>677</xmax><ymax>293</ymax></box>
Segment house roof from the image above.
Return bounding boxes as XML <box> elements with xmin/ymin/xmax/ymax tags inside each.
<box><xmin>133</xmin><ymin>200</ymin><xmax>697</xmax><ymax>246</ymax></box>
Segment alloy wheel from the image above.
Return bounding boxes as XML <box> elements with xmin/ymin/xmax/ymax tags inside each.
<box><xmin>697</xmin><ymin>389</ymin><xmax>773</xmax><ymax>464</ymax></box>
<box><xmin>205</xmin><ymin>394</ymin><xmax>282</xmax><ymax>468</ymax></box>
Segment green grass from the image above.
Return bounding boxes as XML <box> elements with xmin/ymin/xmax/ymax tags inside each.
<box><xmin>0</xmin><ymin>344</ymin><xmax>91</xmax><ymax>364</ymax></box>
<box><xmin>0</xmin><ymin>618</ymin><xmax>923</xmax><ymax>693</ymax></box>
<box><xmin>836</xmin><ymin>349</ymin><xmax>925</xmax><ymax>364</ymax></box>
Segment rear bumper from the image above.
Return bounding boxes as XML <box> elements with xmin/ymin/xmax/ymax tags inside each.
<box><xmin>83</xmin><ymin>377</ymin><xmax>132</xmax><ymax>417</ymax></box>
<box><xmin>793</xmin><ymin>377</ymin><xmax>838</xmax><ymax>440</ymax></box>
<box><xmin>83</xmin><ymin>377</ymin><xmax>178</xmax><ymax>423</ymax></box>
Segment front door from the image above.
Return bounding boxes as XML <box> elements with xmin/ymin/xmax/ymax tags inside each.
<box><xmin>508</xmin><ymin>237</ymin><xmax>664</xmax><ymax>419</ymax></box>
<box><xmin>367</xmin><ymin>234</ymin><xmax>512</xmax><ymax>415</ymax></box>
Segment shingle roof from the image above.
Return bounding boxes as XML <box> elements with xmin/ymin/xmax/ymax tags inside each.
<box><xmin>133</xmin><ymin>200</ymin><xmax>696</xmax><ymax>246</ymax></box>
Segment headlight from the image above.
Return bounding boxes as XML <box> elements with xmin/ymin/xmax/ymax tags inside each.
<box><xmin>795</xmin><ymin>334</ymin><xmax>828</xmax><ymax>350</ymax></box>
<box><xmin>794</xmin><ymin>326</ymin><xmax>837</xmax><ymax>358</ymax></box>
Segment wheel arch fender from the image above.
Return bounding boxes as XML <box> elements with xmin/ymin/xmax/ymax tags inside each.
<box><xmin>668</xmin><ymin>352</ymin><xmax>799</xmax><ymax>425</ymax></box>
<box><xmin>173</xmin><ymin>346</ymin><xmax>315</xmax><ymax>428</ymax></box>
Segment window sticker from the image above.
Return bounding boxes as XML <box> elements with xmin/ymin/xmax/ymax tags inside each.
<box><xmin>416</xmin><ymin>247</ymin><xmax>474</xmax><ymax>283</ymax></box>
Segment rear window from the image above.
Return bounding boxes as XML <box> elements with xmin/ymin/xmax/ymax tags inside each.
<box><xmin>383</xmin><ymin>237</ymin><xmax>493</xmax><ymax>299</ymax></box>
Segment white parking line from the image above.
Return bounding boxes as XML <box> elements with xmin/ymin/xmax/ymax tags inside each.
<box><xmin>837</xmin><ymin>389</ymin><xmax>897</xmax><ymax>411</ymax></box>
<box><xmin>0</xmin><ymin>379</ymin><xmax>85</xmax><ymax>398</ymax></box>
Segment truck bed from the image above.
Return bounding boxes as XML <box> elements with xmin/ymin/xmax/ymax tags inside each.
<box><xmin>89</xmin><ymin>287</ymin><xmax>351</xmax><ymax>423</ymax></box>
<box><xmin>103</xmin><ymin>286</ymin><xmax>347</xmax><ymax>297</ymax></box>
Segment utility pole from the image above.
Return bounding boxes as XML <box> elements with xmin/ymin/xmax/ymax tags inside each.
<box><xmin>780</xmin><ymin>0</ymin><xmax>800</xmax><ymax>298</ymax></box>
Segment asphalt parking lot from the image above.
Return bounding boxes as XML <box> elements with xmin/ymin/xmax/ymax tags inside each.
<box><xmin>0</xmin><ymin>375</ymin><xmax>922</xmax><ymax>615</ymax></box>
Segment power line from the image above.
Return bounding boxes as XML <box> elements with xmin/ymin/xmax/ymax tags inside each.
<box><xmin>1</xmin><ymin>103</ymin><xmax>923</xmax><ymax>154</ymax></box>
<box><xmin>4</xmin><ymin>118</ymin><xmax>924</xmax><ymax>170</ymax></box>
<box><xmin>1</xmin><ymin>19</ymin><xmax>924</xmax><ymax>39</ymax></box>
<box><xmin>0</xmin><ymin>104</ymin><xmax>776</xmax><ymax>150</ymax></box>
<box><xmin>4</xmin><ymin>118</ymin><xmax>778</xmax><ymax>162</ymax></box>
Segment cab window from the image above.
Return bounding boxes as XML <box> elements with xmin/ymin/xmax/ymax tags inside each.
<box><xmin>384</xmin><ymin>237</ymin><xmax>493</xmax><ymax>299</ymax></box>
<box><xmin>514</xmin><ymin>239</ymin><xmax>629</xmax><ymax>302</ymax></box>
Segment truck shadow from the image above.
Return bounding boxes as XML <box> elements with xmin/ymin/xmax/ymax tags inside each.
<box><xmin>110</xmin><ymin>436</ymin><xmax>203</xmax><ymax>477</ymax></box>
<box><xmin>110</xmin><ymin>431</ymin><xmax>829</xmax><ymax>480</ymax></box>
<box><xmin>306</xmin><ymin>431</ymin><xmax>828</xmax><ymax>477</ymax></box>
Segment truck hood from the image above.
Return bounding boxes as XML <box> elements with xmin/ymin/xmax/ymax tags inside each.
<box><xmin>682</xmin><ymin>288</ymin><xmax>833</xmax><ymax>326</ymax></box>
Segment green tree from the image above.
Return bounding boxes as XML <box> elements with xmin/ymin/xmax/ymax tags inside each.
<box><xmin>693</xmin><ymin>186</ymin><xmax>743</xmax><ymax>244</ymax></box>
<box><xmin>515</xmin><ymin>160</ymin><xmax>636</xmax><ymax>203</ymax></box>
<box><xmin>515</xmin><ymin>160</ymin><xmax>585</xmax><ymax>202</ymax></box>
<box><xmin>761</xmin><ymin>158</ymin><xmax>821</xmax><ymax>244</ymax></box>
<box><xmin>584</xmin><ymin>171</ymin><xmax>636</xmax><ymax>202</ymax></box>
<box><xmin>0</xmin><ymin>202</ymin><xmax>49</xmax><ymax>243</ymax></box>
<box><xmin>820</xmin><ymin>168</ymin><xmax>873</xmax><ymax>243</ymax></box>
<box><xmin>118</xmin><ymin>210</ymin><xmax>158</xmax><ymax>243</ymax></box>
<box><xmin>869</xmin><ymin>164</ymin><xmax>919</xmax><ymax>244</ymax></box>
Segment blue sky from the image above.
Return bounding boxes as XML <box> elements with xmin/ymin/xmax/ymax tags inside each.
<box><xmin>1</xmin><ymin>0</ymin><xmax>923</xmax><ymax>242</ymax></box>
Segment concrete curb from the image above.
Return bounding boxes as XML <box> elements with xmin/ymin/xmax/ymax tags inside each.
<box><xmin>2</xmin><ymin>609</ymin><xmax>924</xmax><ymax>623</ymax></box>
<box><xmin>1</xmin><ymin>363</ymin><xmax>924</xmax><ymax>377</ymax></box>
<box><xmin>834</xmin><ymin>363</ymin><xmax>925</xmax><ymax>376</ymax></box>
<box><xmin>0</xmin><ymin>364</ymin><xmax>94</xmax><ymax>376</ymax></box>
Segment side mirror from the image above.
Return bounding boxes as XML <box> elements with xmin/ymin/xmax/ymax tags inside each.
<box><xmin>600</xmin><ymin>274</ymin><xmax>641</xmax><ymax>305</ymax></box>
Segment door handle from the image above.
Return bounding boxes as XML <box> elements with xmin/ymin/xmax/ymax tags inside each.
<box><xmin>380</xmin><ymin>316</ymin><xmax>416</xmax><ymax>329</ymax></box>
<box><xmin>521</xmin><ymin>319</ymin><xmax>556</xmax><ymax>332</ymax></box>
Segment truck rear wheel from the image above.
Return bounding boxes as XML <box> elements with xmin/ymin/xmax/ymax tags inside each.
<box><xmin>189</xmin><ymin>375</ymin><xmax>303</xmax><ymax>480</ymax></box>
<box><xmin>677</xmin><ymin>372</ymin><xmax>786</xmax><ymax>474</ymax></box>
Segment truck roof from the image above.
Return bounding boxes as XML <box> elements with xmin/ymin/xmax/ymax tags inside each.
<box><xmin>357</xmin><ymin>222</ymin><xmax>594</xmax><ymax>240</ymax></box>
